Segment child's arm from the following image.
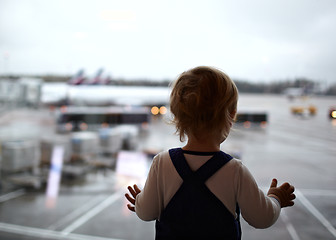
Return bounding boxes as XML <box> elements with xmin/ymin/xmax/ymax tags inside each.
<box><xmin>236</xmin><ymin>162</ymin><xmax>295</xmax><ymax>228</ymax></box>
<box><xmin>125</xmin><ymin>184</ymin><xmax>141</xmax><ymax>212</ymax></box>
<box><xmin>267</xmin><ymin>178</ymin><xmax>296</xmax><ymax>208</ymax></box>
<box><xmin>123</xmin><ymin>154</ymin><xmax>162</xmax><ymax>221</ymax></box>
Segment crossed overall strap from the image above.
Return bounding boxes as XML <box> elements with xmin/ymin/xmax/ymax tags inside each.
<box><xmin>168</xmin><ymin>148</ymin><xmax>233</xmax><ymax>183</ymax></box>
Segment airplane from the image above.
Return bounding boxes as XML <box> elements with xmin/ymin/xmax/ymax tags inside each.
<box><xmin>83</xmin><ymin>68</ymin><xmax>105</xmax><ymax>85</ymax></box>
<box><xmin>42</xmin><ymin>70</ymin><xmax>270</xmax><ymax>123</ymax></box>
<box><xmin>41</xmin><ymin>83</ymin><xmax>171</xmax><ymax>133</ymax></box>
<box><xmin>283</xmin><ymin>87</ymin><xmax>305</xmax><ymax>99</ymax></box>
<box><xmin>67</xmin><ymin>69</ymin><xmax>86</xmax><ymax>85</ymax></box>
<box><xmin>41</xmin><ymin>82</ymin><xmax>171</xmax><ymax>113</ymax></box>
<box><xmin>68</xmin><ymin>68</ymin><xmax>111</xmax><ymax>85</ymax></box>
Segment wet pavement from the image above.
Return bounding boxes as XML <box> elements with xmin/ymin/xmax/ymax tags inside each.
<box><xmin>0</xmin><ymin>94</ymin><xmax>336</xmax><ymax>240</ymax></box>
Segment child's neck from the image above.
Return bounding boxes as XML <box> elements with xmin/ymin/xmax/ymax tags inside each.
<box><xmin>183</xmin><ymin>135</ymin><xmax>221</xmax><ymax>152</ymax></box>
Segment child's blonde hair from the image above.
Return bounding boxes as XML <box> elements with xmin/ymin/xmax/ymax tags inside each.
<box><xmin>170</xmin><ymin>66</ymin><xmax>238</xmax><ymax>142</ymax></box>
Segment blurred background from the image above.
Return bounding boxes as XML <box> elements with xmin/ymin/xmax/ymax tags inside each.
<box><xmin>0</xmin><ymin>0</ymin><xmax>336</xmax><ymax>240</ymax></box>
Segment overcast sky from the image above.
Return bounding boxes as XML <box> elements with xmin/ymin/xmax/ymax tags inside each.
<box><xmin>1</xmin><ymin>0</ymin><xmax>336</xmax><ymax>83</ymax></box>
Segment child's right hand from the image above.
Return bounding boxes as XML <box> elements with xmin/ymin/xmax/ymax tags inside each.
<box><xmin>267</xmin><ymin>178</ymin><xmax>296</xmax><ymax>208</ymax></box>
<box><xmin>125</xmin><ymin>184</ymin><xmax>141</xmax><ymax>212</ymax></box>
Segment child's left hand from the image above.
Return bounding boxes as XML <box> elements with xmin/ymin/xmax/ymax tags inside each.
<box><xmin>125</xmin><ymin>184</ymin><xmax>141</xmax><ymax>212</ymax></box>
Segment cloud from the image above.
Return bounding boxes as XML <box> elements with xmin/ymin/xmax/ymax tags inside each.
<box><xmin>0</xmin><ymin>0</ymin><xmax>336</xmax><ymax>83</ymax></box>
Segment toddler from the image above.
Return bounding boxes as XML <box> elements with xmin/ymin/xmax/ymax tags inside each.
<box><xmin>125</xmin><ymin>66</ymin><xmax>295</xmax><ymax>239</ymax></box>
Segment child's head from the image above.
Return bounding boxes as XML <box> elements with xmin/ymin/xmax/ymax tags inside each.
<box><xmin>170</xmin><ymin>66</ymin><xmax>238</xmax><ymax>142</ymax></box>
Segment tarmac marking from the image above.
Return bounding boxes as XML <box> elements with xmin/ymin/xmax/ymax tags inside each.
<box><xmin>0</xmin><ymin>221</ymin><xmax>123</xmax><ymax>240</ymax></box>
<box><xmin>260</xmin><ymin>187</ymin><xmax>336</xmax><ymax>197</ymax></box>
<box><xmin>281</xmin><ymin>212</ymin><xmax>301</xmax><ymax>240</ymax></box>
<box><xmin>0</xmin><ymin>189</ymin><xmax>26</xmax><ymax>203</ymax></box>
<box><xmin>300</xmin><ymin>188</ymin><xmax>336</xmax><ymax>197</ymax></box>
<box><xmin>61</xmin><ymin>190</ymin><xmax>123</xmax><ymax>235</ymax></box>
<box><xmin>261</xmin><ymin>186</ymin><xmax>336</xmax><ymax>239</ymax></box>
<box><xmin>296</xmin><ymin>189</ymin><xmax>336</xmax><ymax>238</ymax></box>
<box><xmin>48</xmin><ymin>195</ymin><xmax>106</xmax><ymax>230</ymax></box>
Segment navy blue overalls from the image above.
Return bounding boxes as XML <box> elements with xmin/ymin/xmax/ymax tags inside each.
<box><xmin>155</xmin><ymin>148</ymin><xmax>241</xmax><ymax>240</ymax></box>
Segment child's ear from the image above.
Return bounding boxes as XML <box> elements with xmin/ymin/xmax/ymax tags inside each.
<box><xmin>229</xmin><ymin>110</ymin><xmax>237</xmax><ymax>127</ymax></box>
<box><xmin>230</xmin><ymin>110</ymin><xmax>237</xmax><ymax>119</ymax></box>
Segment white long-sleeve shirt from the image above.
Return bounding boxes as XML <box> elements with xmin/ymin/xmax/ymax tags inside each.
<box><xmin>135</xmin><ymin>149</ymin><xmax>280</xmax><ymax>229</ymax></box>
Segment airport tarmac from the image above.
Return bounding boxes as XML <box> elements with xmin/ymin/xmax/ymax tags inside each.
<box><xmin>0</xmin><ymin>93</ymin><xmax>336</xmax><ymax>240</ymax></box>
